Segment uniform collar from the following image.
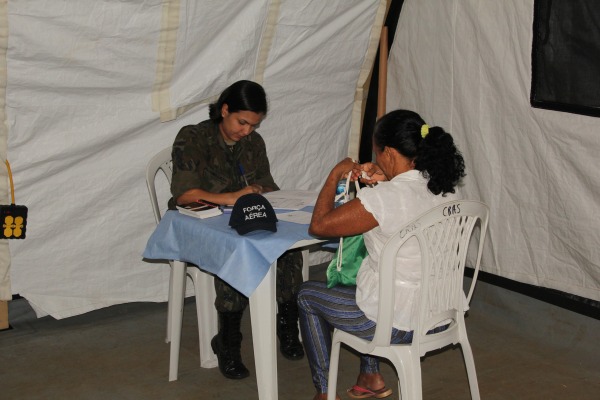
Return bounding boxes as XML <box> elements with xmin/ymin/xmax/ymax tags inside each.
<box><xmin>210</xmin><ymin>120</ymin><xmax>249</xmax><ymax>156</ymax></box>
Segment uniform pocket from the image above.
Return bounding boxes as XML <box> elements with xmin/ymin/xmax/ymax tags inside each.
<box><xmin>203</xmin><ymin>166</ymin><xmax>232</xmax><ymax>192</ymax></box>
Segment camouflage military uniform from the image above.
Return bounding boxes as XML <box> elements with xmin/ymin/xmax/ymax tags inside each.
<box><xmin>170</xmin><ymin>120</ymin><xmax>303</xmax><ymax>312</ymax></box>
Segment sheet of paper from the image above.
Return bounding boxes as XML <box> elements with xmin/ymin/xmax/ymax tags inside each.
<box><xmin>276</xmin><ymin>210</ymin><xmax>313</xmax><ymax>225</ymax></box>
<box><xmin>263</xmin><ymin>190</ymin><xmax>318</xmax><ymax>210</ymax></box>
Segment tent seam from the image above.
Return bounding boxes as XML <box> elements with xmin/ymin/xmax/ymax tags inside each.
<box><xmin>254</xmin><ymin>0</ymin><xmax>281</xmax><ymax>84</ymax></box>
<box><xmin>152</xmin><ymin>0</ymin><xmax>181</xmax><ymax>122</ymax></box>
<box><xmin>347</xmin><ymin>0</ymin><xmax>390</xmax><ymax>160</ymax></box>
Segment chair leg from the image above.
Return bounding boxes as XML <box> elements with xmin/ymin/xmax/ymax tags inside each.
<box><xmin>460</xmin><ymin>340</ymin><xmax>481</xmax><ymax>400</ymax></box>
<box><xmin>327</xmin><ymin>337</ymin><xmax>342</xmax><ymax>400</ymax></box>
<box><xmin>389</xmin><ymin>349</ymin><xmax>422</xmax><ymax>400</ymax></box>
<box><xmin>189</xmin><ymin>267</ymin><xmax>219</xmax><ymax>368</ymax></box>
<box><xmin>410</xmin><ymin>352</ymin><xmax>423</xmax><ymax>400</ymax></box>
<box><xmin>389</xmin><ymin>355</ymin><xmax>408</xmax><ymax>400</ymax></box>
<box><xmin>298</xmin><ymin>249</ymin><xmax>309</xmax><ymax>343</ymax></box>
<box><xmin>166</xmin><ymin>263</ymin><xmax>175</xmax><ymax>343</ymax></box>
<box><xmin>301</xmin><ymin>249</ymin><xmax>310</xmax><ymax>281</ymax></box>
<box><xmin>168</xmin><ymin>261</ymin><xmax>186</xmax><ymax>381</ymax></box>
<box><xmin>396</xmin><ymin>379</ymin><xmax>403</xmax><ymax>400</ymax></box>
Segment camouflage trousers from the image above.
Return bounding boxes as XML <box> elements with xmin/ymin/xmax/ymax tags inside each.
<box><xmin>214</xmin><ymin>249</ymin><xmax>304</xmax><ymax>313</ymax></box>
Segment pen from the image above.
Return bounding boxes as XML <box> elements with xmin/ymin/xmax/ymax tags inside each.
<box><xmin>238</xmin><ymin>163</ymin><xmax>249</xmax><ymax>186</ymax></box>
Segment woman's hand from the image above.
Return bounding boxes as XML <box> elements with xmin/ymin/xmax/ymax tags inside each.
<box><xmin>356</xmin><ymin>162</ymin><xmax>386</xmax><ymax>185</ymax></box>
<box><xmin>331</xmin><ymin>157</ymin><xmax>359</xmax><ymax>181</ymax></box>
<box><xmin>235</xmin><ymin>184</ymin><xmax>263</xmax><ymax>197</ymax></box>
<box><xmin>333</xmin><ymin>159</ymin><xmax>386</xmax><ymax>185</ymax></box>
<box><xmin>309</xmin><ymin>157</ymin><xmax>379</xmax><ymax>238</ymax></box>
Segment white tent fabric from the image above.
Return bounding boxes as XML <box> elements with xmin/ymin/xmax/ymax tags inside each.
<box><xmin>387</xmin><ymin>0</ymin><xmax>600</xmax><ymax>301</ymax></box>
<box><xmin>0</xmin><ymin>0</ymin><xmax>9</xmax><ymax>301</ymax></box>
<box><xmin>5</xmin><ymin>0</ymin><xmax>598</xmax><ymax>319</ymax></box>
<box><xmin>3</xmin><ymin>0</ymin><xmax>387</xmax><ymax>317</ymax></box>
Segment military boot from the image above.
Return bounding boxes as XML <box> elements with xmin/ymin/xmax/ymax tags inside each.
<box><xmin>211</xmin><ymin>311</ymin><xmax>249</xmax><ymax>379</ymax></box>
<box><xmin>277</xmin><ymin>300</ymin><xmax>305</xmax><ymax>360</ymax></box>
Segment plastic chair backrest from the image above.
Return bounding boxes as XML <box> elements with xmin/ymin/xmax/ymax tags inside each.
<box><xmin>370</xmin><ymin>200</ymin><xmax>489</xmax><ymax>356</ymax></box>
<box><xmin>146</xmin><ymin>147</ymin><xmax>173</xmax><ymax>225</ymax></box>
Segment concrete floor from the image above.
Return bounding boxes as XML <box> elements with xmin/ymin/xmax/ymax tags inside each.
<box><xmin>2</xmin><ymin>266</ymin><xmax>598</xmax><ymax>400</ymax></box>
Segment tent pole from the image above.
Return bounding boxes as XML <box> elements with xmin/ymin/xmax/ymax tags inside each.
<box><xmin>377</xmin><ymin>26</ymin><xmax>388</xmax><ymax>119</ymax></box>
<box><xmin>0</xmin><ymin>300</ymin><xmax>7</xmax><ymax>330</ymax></box>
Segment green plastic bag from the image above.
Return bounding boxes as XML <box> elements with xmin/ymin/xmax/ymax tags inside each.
<box><xmin>326</xmin><ymin>234</ymin><xmax>368</xmax><ymax>288</ymax></box>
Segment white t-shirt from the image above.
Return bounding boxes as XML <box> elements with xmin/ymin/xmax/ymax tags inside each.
<box><xmin>355</xmin><ymin>169</ymin><xmax>459</xmax><ymax>331</ymax></box>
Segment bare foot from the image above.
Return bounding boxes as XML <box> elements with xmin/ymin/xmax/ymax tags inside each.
<box><xmin>355</xmin><ymin>372</ymin><xmax>387</xmax><ymax>391</ymax></box>
<box><xmin>347</xmin><ymin>372</ymin><xmax>392</xmax><ymax>398</ymax></box>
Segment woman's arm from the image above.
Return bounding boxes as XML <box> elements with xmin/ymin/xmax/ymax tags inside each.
<box><xmin>249</xmin><ymin>131</ymin><xmax>279</xmax><ymax>193</ymax></box>
<box><xmin>309</xmin><ymin>158</ymin><xmax>379</xmax><ymax>238</ymax></box>
<box><xmin>176</xmin><ymin>185</ymin><xmax>263</xmax><ymax>206</ymax></box>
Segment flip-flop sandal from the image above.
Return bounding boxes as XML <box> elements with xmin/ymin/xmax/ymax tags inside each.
<box><xmin>346</xmin><ymin>385</ymin><xmax>393</xmax><ymax>399</ymax></box>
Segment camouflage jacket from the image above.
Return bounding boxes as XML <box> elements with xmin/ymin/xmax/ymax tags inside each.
<box><xmin>168</xmin><ymin>119</ymin><xmax>278</xmax><ymax>208</ymax></box>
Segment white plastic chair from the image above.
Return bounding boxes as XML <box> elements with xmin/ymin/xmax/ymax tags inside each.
<box><xmin>145</xmin><ymin>146</ymin><xmax>218</xmax><ymax>370</ymax></box>
<box><xmin>327</xmin><ymin>200</ymin><xmax>489</xmax><ymax>400</ymax></box>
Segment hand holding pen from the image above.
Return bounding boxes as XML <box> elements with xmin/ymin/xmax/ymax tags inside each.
<box><xmin>235</xmin><ymin>184</ymin><xmax>263</xmax><ymax>198</ymax></box>
<box><xmin>238</xmin><ymin>162</ymin><xmax>250</xmax><ymax>187</ymax></box>
<box><xmin>237</xmin><ymin>162</ymin><xmax>264</xmax><ymax>195</ymax></box>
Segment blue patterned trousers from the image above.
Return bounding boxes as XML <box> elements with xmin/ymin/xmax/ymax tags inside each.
<box><xmin>297</xmin><ymin>280</ymin><xmax>413</xmax><ymax>393</ymax></box>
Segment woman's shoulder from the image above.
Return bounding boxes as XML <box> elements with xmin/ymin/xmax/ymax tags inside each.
<box><xmin>179</xmin><ymin>119</ymin><xmax>216</xmax><ymax>135</ymax></box>
<box><xmin>360</xmin><ymin>172</ymin><xmax>432</xmax><ymax>207</ymax></box>
<box><xmin>175</xmin><ymin>120</ymin><xmax>219</xmax><ymax>143</ymax></box>
<box><xmin>371</xmin><ymin>171</ymin><xmax>426</xmax><ymax>192</ymax></box>
<box><xmin>242</xmin><ymin>130</ymin><xmax>266</xmax><ymax>147</ymax></box>
<box><xmin>390</xmin><ymin>169</ymin><xmax>423</xmax><ymax>182</ymax></box>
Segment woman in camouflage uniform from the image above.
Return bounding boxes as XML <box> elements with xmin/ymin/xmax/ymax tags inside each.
<box><xmin>170</xmin><ymin>80</ymin><xmax>304</xmax><ymax>380</ymax></box>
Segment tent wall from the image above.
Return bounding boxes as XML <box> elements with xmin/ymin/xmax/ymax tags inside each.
<box><xmin>6</xmin><ymin>0</ymin><xmax>597</xmax><ymax>319</ymax></box>
<box><xmin>387</xmin><ymin>0</ymin><xmax>599</xmax><ymax>301</ymax></box>
<box><xmin>0</xmin><ymin>0</ymin><xmax>9</xmax><ymax>302</ymax></box>
<box><xmin>3</xmin><ymin>0</ymin><xmax>387</xmax><ymax>317</ymax></box>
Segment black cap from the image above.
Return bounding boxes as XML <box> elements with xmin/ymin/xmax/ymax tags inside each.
<box><xmin>229</xmin><ymin>193</ymin><xmax>278</xmax><ymax>235</ymax></box>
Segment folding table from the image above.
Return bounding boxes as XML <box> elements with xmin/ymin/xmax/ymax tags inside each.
<box><xmin>143</xmin><ymin>210</ymin><xmax>325</xmax><ymax>400</ymax></box>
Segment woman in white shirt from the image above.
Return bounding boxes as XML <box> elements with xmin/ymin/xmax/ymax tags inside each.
<box><xmin>298</xmin><ymin>109</ymin><xmax>466</xmax><ymax>400</ymax></box>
